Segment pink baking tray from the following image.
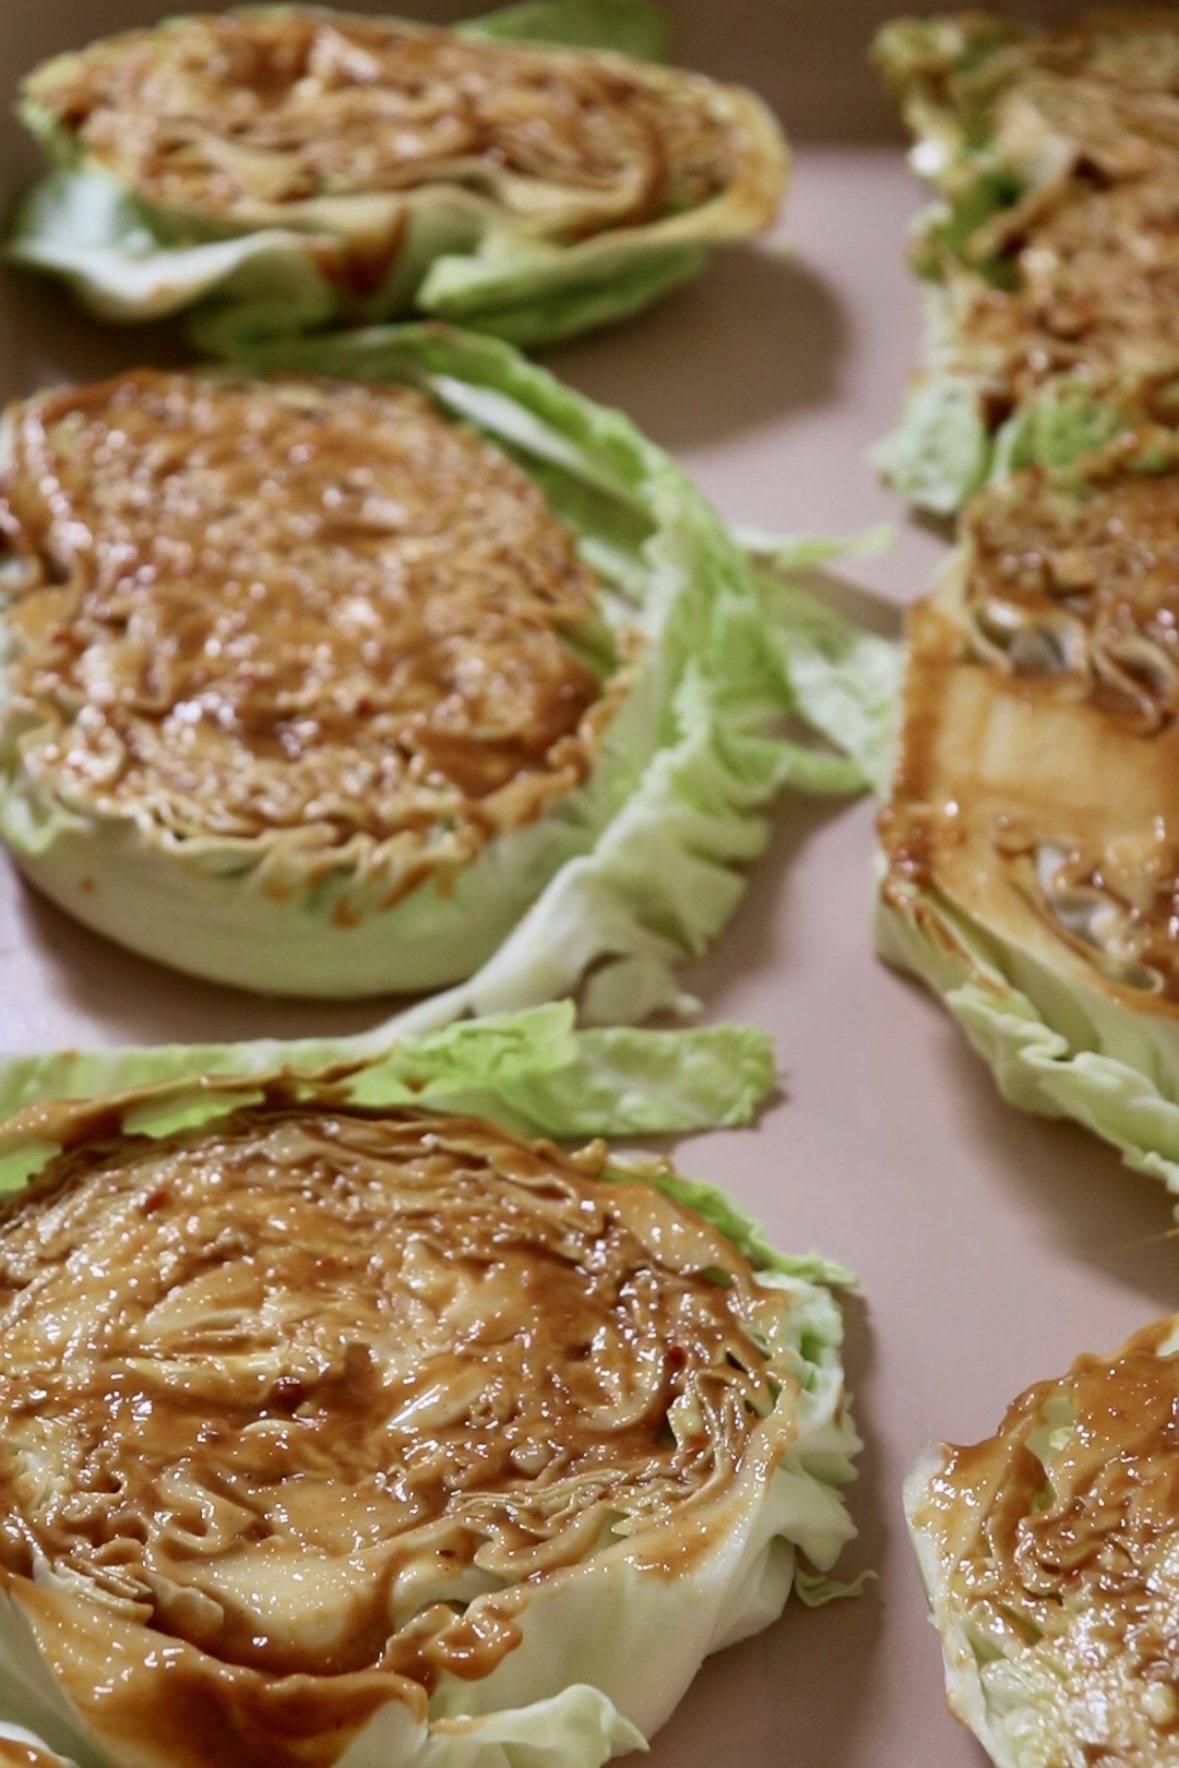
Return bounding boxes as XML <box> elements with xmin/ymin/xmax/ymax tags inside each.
<box><xmin>0</xmin><ymin>6</ymin><xmax>1169</xmax><ymax>1767</ymax></box>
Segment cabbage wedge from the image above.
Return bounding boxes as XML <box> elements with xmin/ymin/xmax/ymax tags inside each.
<box><xmin>0</xmin><ymin>323</ymin><xmax>897</xmax><ymax>1014</ymax></box>
<box><xmin>907</xmin><ymin>1314</ymin><xmax>1179</xmax><ymax>1768</ymax></box>
<box><xmin>875</xmin><ymin>427</ymin><xmax>1179</xmax><ymax>1197</ymax></box>
<box><xmin>0</xmin><ymin>1020</ymin><xmax>860</xmax><ymax>1768</ymax></box>
<box><xmin>9</xmin><ymin>0</ymin><xmax>786</xmax><ymax>351</ymax></box>
<box><xmin>873</xmin><ymin>9</ymin><xmax>1179</xmax><ymax>514</ymax></box>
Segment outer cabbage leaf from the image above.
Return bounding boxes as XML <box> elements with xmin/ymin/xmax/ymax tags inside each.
<box><xmin>8</xmin><ymin>0</ymin><xmax>784</xmax><ymax>351</ymax></box>
<box><xmin>875</xmin><ymin>879</ymin><xmax>1179</xmax><ymax>1198</ymax></box>
<box><xmin>8</xmin><ymin>166</ymin><xmax>712</xmax><ymax>357</ymax></box>
<box><xmin>0</xmin><ymin>1000</ymin><xmax>779</xmax><ymax>1178</ymax></box>
<box><xmin>870</xmin><ymin>362</ymin><xmax>993</xmax><ymax>517</ymax></box>
<box><xmin>747</xmin><ymin>548</ymin><xmax>902</xmax><ymax>801</ymax></box>
<box><xmin>874</xmin><ymin>294</ymin><xmax>1166</xmax><ymax>516</ymax></box>
<box><xmin>0</xmin><ymin>323</ymin><xmax>897</xmax><ymax>1015</ymax></box>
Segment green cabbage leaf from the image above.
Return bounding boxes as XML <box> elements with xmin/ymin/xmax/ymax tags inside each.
<box><xmin>873</xmin><ymin>303</ymin><xmax>1156</xmax><ymax>517</ymax></box>
<box><xmin>0</xmin><ymin>999</ymin><xmax>780</xmax><ymax>1181</ymax></box>
<box><xmin>875</xmin><ymin>872</ymin><xmax>1179</xmax><ymax>1201</ymax></box>
<box><xmin>461</xmin><ymin>0</ymin><xmax>669</xmax><ymax>57</ymax></box>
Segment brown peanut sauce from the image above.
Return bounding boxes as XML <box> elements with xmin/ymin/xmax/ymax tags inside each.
<box><xmin>913</xmin><ymin>1318</ymin><xmax>1179</xmax><ymax>1760</ymax></box>
<box><xmin>28</xmin><ymin>10</ymin><xmax>739</xmax><ymax>245</ymax></box>
<box><xmin>956</xmin><ymin>176</ymin><xmax>1179</xmax><ymax>405</ymax></box>
<box><xmin>0</xmin><ymin>1102</ymin><xmax>793</xmax><ymax>1768</ymax></box>
<box><xmin>913</xmin><ymin>14</ymin><xmax>1179</xmax><ymax>410</ymax></box>
<box><xmin>0</xmin><ymin>1743</ymin><xmax>63</xmax><ymax>1768</ymax></box>
<box><xmin>879</xmin><ymin>451</ymin><xmax>1179</xmax><ymax>1008</ymax></box>
<box><xmin>0</xmin><ymin>369</ymin><xmax>627</xmax><ymax>874</ymax></box>
<box><xmin>962</xmin><ymin>449</ymin><xmax>1179</xmax><ymax>732</ymax></box>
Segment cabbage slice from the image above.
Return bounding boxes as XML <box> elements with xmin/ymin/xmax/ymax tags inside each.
<box><xmin>906</xmin><ymin>1315</ymin><xmax>1179</xmax><ymax>1768</ymax></box>
<box><xmin>8</xmin><ymin>0</ymin><xmax>785</xmax><ymax>351</ymax></box>
<box><xmin>873</xmin><ymin>10</ymin><xmax>1179</xmax><ymax>512</ymax></box>
<box><xmin>875</xmin><ymin>429</ymin><xmax>1179</xmax><ymax>1196</ymax></box>
<box><xmin>0</xmin><ymin>1040</ymin><xmax>860</xmax><ymax>1768</ymax></box>
<box><xmin>0</xmin><ymin>323</ymin><xmax>898</xmax><ymax>1013</ymax></box>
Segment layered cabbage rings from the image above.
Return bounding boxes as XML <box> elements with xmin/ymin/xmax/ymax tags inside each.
<box><xmin>0</xmin><ymin>326</ymin><xmax>884</xmax><ymax>1007</ymax></box>
<box><xmin>0</xmin><ymin>1066</ymin><xmax>859</xmax><ymax>1768</ymax></box>
<box><xmin>907</xmin><ymin>1316</ymin><xmax>1179</xmax><ymax>1768</ymax></box>
<box><xmin>876</xmin><ymin>425</ymin><xmax>1179</xmax><ymax>1195</ymax></box>
<box><xmin>10</xmin><ymin>1</ymin><xmax>787</xmax><ymax>349</ymax></box>
<box><xmin>874</xmin><ymin>9</ymin><xmax>1179</xmax><ymax>513</ymax></box>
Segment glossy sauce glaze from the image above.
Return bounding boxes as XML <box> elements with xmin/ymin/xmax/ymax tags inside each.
<box><xmin>955</xmin><ymin>174</ymin><xmax>1179</xmax><ymax>410</ymax></box>
<box><xmin>895</xmin><ymin>11</ymin><xmax>1179</xmax><ymax>413</ymax></box>
<box><xmin>26</xmin><ymin>10</ymin><xmax>764</xmax><ymax>244</ymax></box>
<box><xmin>0</xmin><ymin>1743</ymin><xmax>63</xmax><ymax>1768</ymax></box>
<box><xmin>0</xmin><ymin>369</ymin><xmax>625</xmax><ymax>879</ymax></box>
<box><xmin>879</xmin><ymin>439</ymin><xmax>1179</xmax><ymax>1007</ymax></box>
<box><xmin>961</xmin><ymin>435</ymin><xmax>1179</xmax><ymax>734</ymax></box>
<box><xmin>912</xmin><ymin>1317</ymin><xmax>1179</xmax><ymax>1763</ymax></box>
<box><xmin>0</xmin><ymin>1099</ymin><xmax>797</xmax><ymax>1768</ymax></box>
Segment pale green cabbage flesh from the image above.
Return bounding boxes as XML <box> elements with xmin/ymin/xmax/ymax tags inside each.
<box><xmin>0</xmin><ymin>1001</ymin><xmax>787</xmax><ymax>1178</ymax></box>
<box><xmin>875</xmin><ymin>877</ymin><xmax>1179</xmax><ymax>1199</ymax></box>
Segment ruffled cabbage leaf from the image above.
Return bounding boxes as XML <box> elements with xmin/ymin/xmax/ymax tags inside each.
<box><xmin>0</xmin><ymin>999</ymin><xmax>780</xmax><ymax>1173</ymax></box>
<box><xmin>875</xmin><ymin>879</ymin><xmax>1179</xmax><ymax>1200</ymax></box>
